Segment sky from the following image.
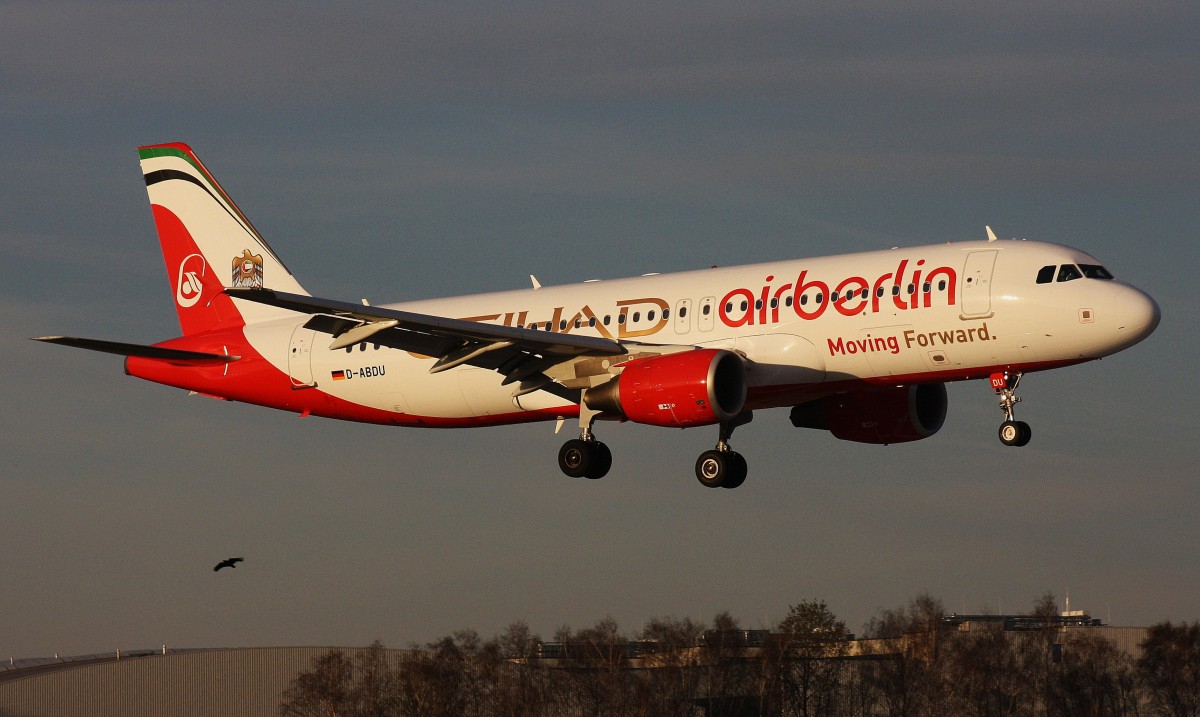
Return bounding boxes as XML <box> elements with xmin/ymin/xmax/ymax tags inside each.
<box><xmin>2</xmin><ymin>1</ymin><xmax>1198</xmax><ymax>660</ymax></box>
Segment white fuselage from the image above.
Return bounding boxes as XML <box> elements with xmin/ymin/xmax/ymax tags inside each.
<box><xmin>238</xmin><ymin>239</ymin><xmax>1158</xmax><ymax>425</ymax></box>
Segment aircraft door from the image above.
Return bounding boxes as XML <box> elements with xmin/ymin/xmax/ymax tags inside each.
<box><xmin>288</xmin><ymin>326</ymin><xmax>318</xmax><ymax>388</ymax></box>
<box><xmin>961</xmin><ymin>250</ymin><xmax>998</xmax><ymax>318</ymax></box>
<box><xmin>674</xmin><ymin>298</ymin><xmax>692</xmax><ymax>334</ymax></box>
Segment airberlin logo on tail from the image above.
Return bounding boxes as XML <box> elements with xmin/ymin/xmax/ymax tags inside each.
<box><xmin>176</xmin><ymin>254</ymin><xmax>207</xmax><ymax>308</ymax></box>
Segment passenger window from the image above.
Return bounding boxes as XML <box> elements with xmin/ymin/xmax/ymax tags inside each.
<box><xmin>922</xmin><ymin>282</ymin><xmax>931</xmax><ymax>293</ymax></box>
<box><xmin>1036</xmin><ymin>265</ymin><xmax>1055</xmax><ymax>284</ymax></box>
<box><xmin>647</xmin><ymin>310</ymin><xmax>655</xmax><ymax>322</ymax></box>
<box><xmin>663</xmin><ymin>309</ymin><xmax>670</xmax><ymax>320</ymax></box>
<box><xmin>876</xmin><ymin>286</ymin><xmax>885</xmax><ymax>298</ymax></box>
<box><xmin>703</xmin><ymin>304</ymin><xmax>711</xmax><ymax>316</ymax></box>
<box><xmin>679</xmin><ymin>306</ymin><xmax>688</xmax><ymax>318</ymax></box>
<box><xmin>632</xmin><ymin>312</ymin><xmax>641</xmax><ymax>322</ymax></box>
<box><xmin>1057</xmin><ymin>264</ymin><xmax>1083</xmax><ymax>282</ymax></box>
<box><xmin>785</xmin><ymin>296</ymin><xmax>793</xmax><ymax>307</ymax></box>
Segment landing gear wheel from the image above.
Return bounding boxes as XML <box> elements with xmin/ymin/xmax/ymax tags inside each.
<box><xmin>723</xmin><ymin>453</ymin><xmax>747</xmax><ymax>489</ymax></box>
<box><xmin>998</xmin><ymin>420</ymin><xmax>1032</xmax><ymax>447</ymax></box>
<box><xmin>558</xmin><ymin>439</ymin><xmax>612</xmax><ymax>479</ymax></box>
<box><xmin>586</xmin><ymin>442</ymin><xmax>612</xmax><ymax>479</ymax></box>
<box><xmin>695</xmin><ymin>450</ymin><xmax>747</xmax><ymax>489</ymax></box>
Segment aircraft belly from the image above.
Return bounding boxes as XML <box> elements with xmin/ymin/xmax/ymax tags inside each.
<box><xmin>456</xmin><ymin>367</ymin><xmax>521</xmax><ymax>417</ymax></box>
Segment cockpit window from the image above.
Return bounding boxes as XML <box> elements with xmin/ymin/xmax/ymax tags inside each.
<box><xmin>1036</xmin><ymin>265</ymin><xmax>1055</xmax><ymax>284</ymax></box>
<box><xmin>1079</xmin><ymin>264</ymin><xmax>1113</xmax><ymax>279</ymax></box>
<box><xmin>1057</xmin><ymin>264</ymin><xmax>1083</xmax><ymax>282</ymax></box>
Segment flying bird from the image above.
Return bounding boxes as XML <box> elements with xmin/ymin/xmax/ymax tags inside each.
<box><xmin>213</xmin><ymin>557</ymin><xmax>244</xmax><ymax>572</ymax></box>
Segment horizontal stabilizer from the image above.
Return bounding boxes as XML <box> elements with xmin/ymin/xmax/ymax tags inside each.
<box><xmin>32</xmin><ymin>336</ymin><xmax>239</xmax><ymax>364</ymax></box>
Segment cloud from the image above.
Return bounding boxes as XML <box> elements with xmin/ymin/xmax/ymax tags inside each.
<box><xmin>3</xmin><ymin>2</ymin><xmax>1193</xmax><ymax>112</ymax></box>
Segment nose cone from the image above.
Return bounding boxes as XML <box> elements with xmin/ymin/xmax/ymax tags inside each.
<box><xmin>1112</xmin><ymin>286</ymin><xmax>1161</xmax><ymax>348</ymax></box>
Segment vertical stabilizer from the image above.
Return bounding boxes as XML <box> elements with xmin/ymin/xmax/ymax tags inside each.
<box><xmin>138</xmin><ymin>143</ymin><xmax>309</xmax><ymax>336</ymax></box>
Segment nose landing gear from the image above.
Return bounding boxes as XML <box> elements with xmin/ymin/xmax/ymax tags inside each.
<box><xmin>992</xmin><ymin>371</ymin><xmax>1031</xmax><ymax>447</ymax></box>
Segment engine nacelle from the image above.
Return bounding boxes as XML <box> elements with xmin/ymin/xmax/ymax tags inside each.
<box><xmin>789</xmin><ymin>383</ymin><xmax>947</xmax><ymax>444</ymax></box>
<box><xmin>584</xmin><ymin>349</ymin><xmax>747</xmax><ymax>428</ymax></box>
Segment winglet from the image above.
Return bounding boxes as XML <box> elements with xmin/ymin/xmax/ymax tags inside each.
<box><xmin>986</xmin><ymin>226</ymin><xmax>998</xmax><ymax>242</ymax></box>
<box><xmin>530</xmin><ymin>275</ymin><xmax>542</xmax><ymax>290</ymax></box>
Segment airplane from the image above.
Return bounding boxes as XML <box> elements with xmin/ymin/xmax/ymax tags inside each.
<box><xmin>35</xmin><ymin>143</ymin><xmax>1160</xmax><ymax>489</ymax></box>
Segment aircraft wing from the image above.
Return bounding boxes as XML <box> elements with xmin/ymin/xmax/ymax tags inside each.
<box><xmin>227</xmin><ymin>287</ymin><xmax>628</xmax><ymax>399</ymax></box>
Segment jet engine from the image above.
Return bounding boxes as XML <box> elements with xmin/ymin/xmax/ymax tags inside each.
<box><xmin>584</xmin><ymin>349</ymin><xmax>747</xmax><ymax>428</ymax></box>
<box><xmin>789</xmin><ymin>383</ymin><xmax>947</xmax><ymax>444</ymax></box>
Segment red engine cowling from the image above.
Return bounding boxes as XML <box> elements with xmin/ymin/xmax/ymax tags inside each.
<box><xmin>789</xmin><ymin>383</ymin><xmax>947</xmax><ymax>444</ymax></box>
<box><xmin>584</xmin><ymin>349</ymin><xmax>747</xmax><ymax>428</ymax></box>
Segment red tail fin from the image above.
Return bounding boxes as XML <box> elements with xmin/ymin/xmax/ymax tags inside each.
<box><xmin>138</xmin><ymin>143</ymin><xmax>309</xmax><ymax>336</ymax></box>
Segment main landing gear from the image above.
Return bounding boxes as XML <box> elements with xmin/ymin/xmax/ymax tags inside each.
<box><xmin>992</xmin><ymin>371</ymin><xmax>1032</xmax><ymax>447</ymax></box>
<box><xmin>695</xmin><ymin>412</ymin><xmax>753</xmax><ymax>489</ymax></box>
<box><xmin>556</xmin><ymin>409</ymin><xmax>755</xmax><ymax>488</ymax></box>
<box><xmin>557</xmin><ymin>434</ymin><xmax>612</xmax><ymax>479</ymax></box>
<box><xmin>557</xmin><ymin>405</ymin><xmax>612</xmax><ymax>480</ymax></box>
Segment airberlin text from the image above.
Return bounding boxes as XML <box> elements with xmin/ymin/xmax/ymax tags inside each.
<box><xmin>458</xmin><ymin>257</ymin><xmax>957</xmax><ymax>341</ymax></box>
<box><xmin>718</xmin><ymin>259</ymin><xmax>957</xmax><ymax>328</ymax></box>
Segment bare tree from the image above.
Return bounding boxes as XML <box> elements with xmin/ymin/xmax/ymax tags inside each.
<box><xmin>860</xmin><ymin>593</ymin><xmax>952</xmax><ymax>717</ymax></box>
<box><xmin>942</xmin><ymin>623</ymin><xmax>1021</xmax><ymax>717</ymax></box>
<box><xmin>279</xmin><ymin>649</ymin><xmax>356</xmax><ymax>717</ymax></box>
<box><xmin>1138</xmin><ymin>621</ymin><xmax>1200</xmax><ymax>717</ymax></box>
<box><xmin>640</xmin><ymin>616</ymin><xmax>706</xmax><ymax>716</ymax></box>
<box><xmin>774</xmin><ymin>600</ymin><xmax>851</xmax><ymax>717</ymax></box>
<box><xmin>1047</xmin><ymin>632</ymin><xmax>1140</xmax><ymax>717</ymax></box>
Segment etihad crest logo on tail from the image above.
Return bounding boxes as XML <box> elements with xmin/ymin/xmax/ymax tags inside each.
<box><xmin>232</xmin><ymin>250</ymin><xmax>264</xmax><ymax>289</ymax></box>
<box><xmin>34</xmin><ymin>143</ymin><xmax>1160</xmax><ymax>490</ymax></box>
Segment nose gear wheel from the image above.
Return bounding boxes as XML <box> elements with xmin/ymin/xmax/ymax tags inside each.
<box><xmin>992</xmin><ymin>371</ymin><xmax>1032</xmax><ymax>447</ymax></box>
